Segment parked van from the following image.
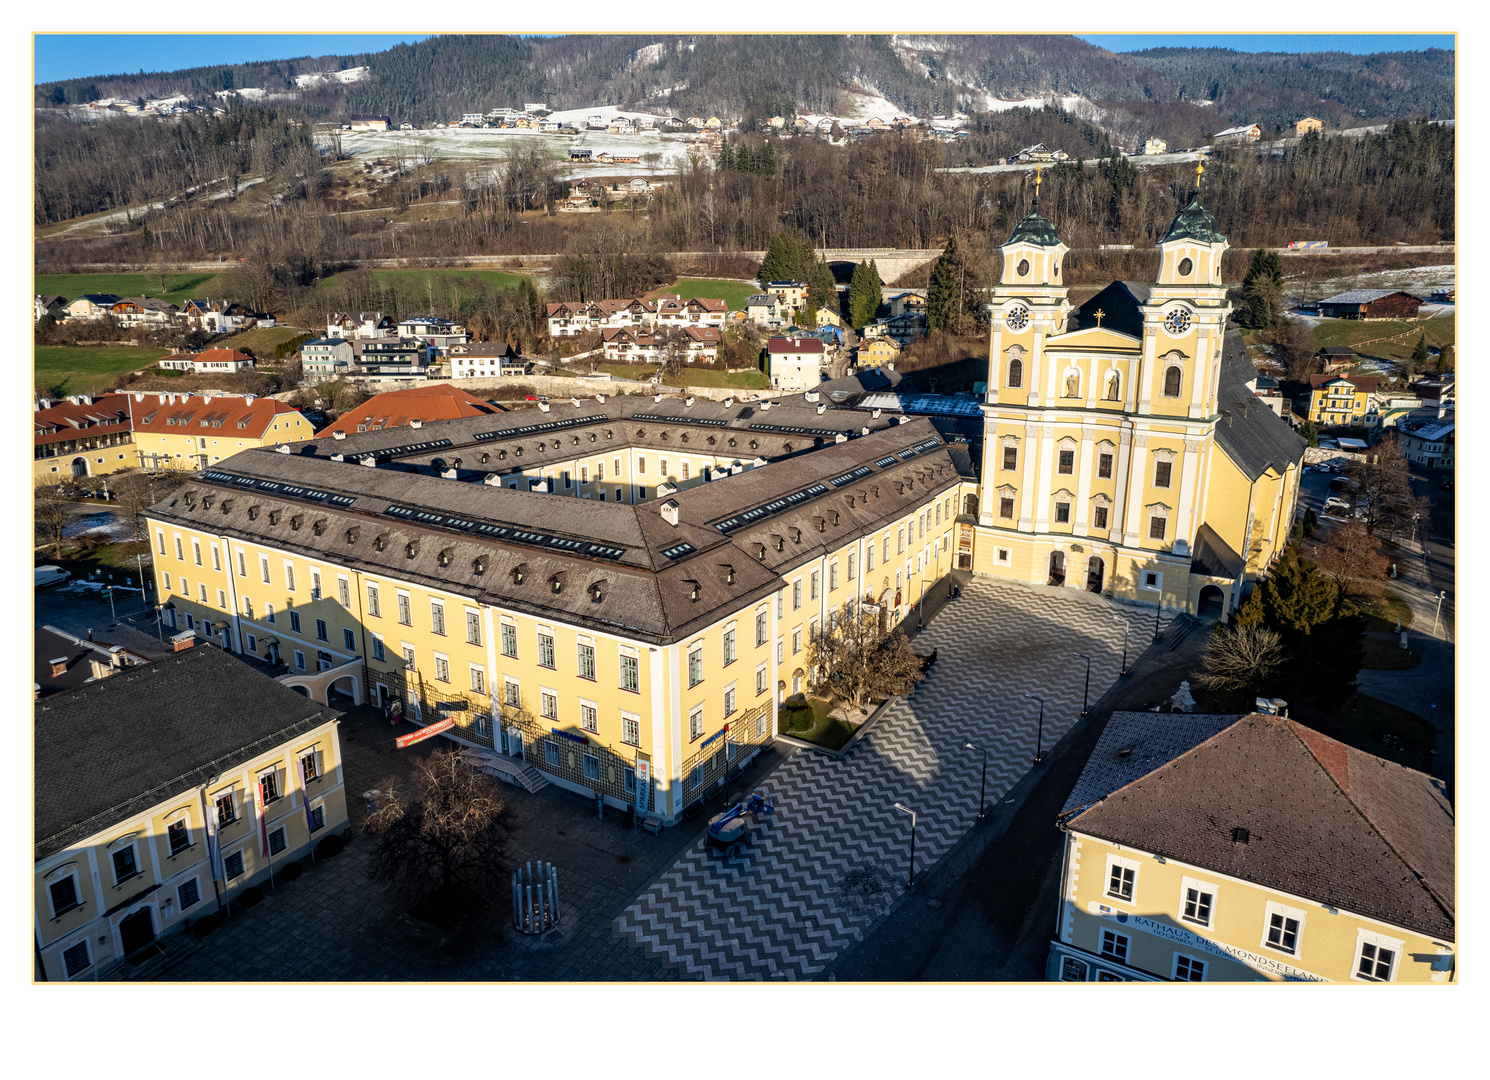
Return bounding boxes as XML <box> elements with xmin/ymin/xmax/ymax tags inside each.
<box><xmin>35</xmin><ymin>565</ymin><xmax>70</xmax><ymax>588</ymax></box>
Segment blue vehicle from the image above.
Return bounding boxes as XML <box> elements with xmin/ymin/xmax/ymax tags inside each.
<box><xmin>707</xmin><ymin>792</ymin><xmax>776</xmax><ymax>850</ymax></box>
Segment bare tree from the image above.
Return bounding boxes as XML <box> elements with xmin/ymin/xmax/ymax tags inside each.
<box><xmin>1195</xmin><ymin>625</ymin><xmax>1286</xmax><ymax>694</ymax></box>
<box><xmin>364</xmin><ymin>748</ymin><xmax>509</xmax><ymax>903</ymax></box>
<box><xmin>1346</xmin><ymin>436</ymin><xmax>1427</xmax><ymax>537</ymax></box>
<box><xmin>1312</xmin><ymin>519</ymin><xmax>1389</xmax><ymax>618</ymax></box>
<box><xmin>806</xmin><ymin>601</ymin><xmax>926</xmax><ymax>711</ymax></box>
<box><xmin>111</xmin><ymin>469</ymin><xmax>188</xmax><ymax>541</ymax></box>
<box><xmin>35</xmin><ymin>478</ymin><xmax>76</xmax><ymax>558</ymax></box>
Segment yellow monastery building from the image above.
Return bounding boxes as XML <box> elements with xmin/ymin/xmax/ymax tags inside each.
<box><xmin>975</xmin><ymin>184</ymin><xmax>1305</xmax><ymax>620</ymax></box>
<box><xmin>1049</xmin><ymin>711</ymin><xmax>1454</xmax><ymax>983</ymax></box>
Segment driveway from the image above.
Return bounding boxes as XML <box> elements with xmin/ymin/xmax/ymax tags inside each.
<box><xmin>611</xmin><ymin>578</ymin><xmax>1175</xmax><ymax>980</ymax></box>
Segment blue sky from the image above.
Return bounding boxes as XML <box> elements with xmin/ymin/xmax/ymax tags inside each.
<box><xmin>35</xmin><ymin>32</ymin><xmax>1454</xmax><ymax>85</ymax></box>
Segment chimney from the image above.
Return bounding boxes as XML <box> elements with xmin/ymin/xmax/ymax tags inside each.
<box><xmin>721</xmin><ymin>397</ymin><xmax>733</xmax><ymax>408</ymax></box>
<box><xmin>835</xmin><ymin>432</ymin><xmax>848</xmax><ymax>443</ymax></box>
<box><xmin>656</xmin><ymin>481</ymin><xmax>677</xmax><ymax>497</ymax></box>
<box><xmin>276</xmin><ymin>444</ymin><xmax>291</xmax><ymax>453</ymax></box>
<box><xmin>685</xmin><ymin>396</ymin><xmax>695</xmax><ymax>407</ymax></box>
<box><xmin>571</xmin><ymin>397</ymin><xmax>581</xmax><ymax>408</ymax></box>
<box><xmin>330</xmin><ymin>453</ymin><xmax>345</xmax><ymax>462</ymax></box>
<box><xmin>660</xmin><ymin>500</ymin><xmax>680</xmax><ymax>526</ymax></box>
<box><xmin>361</xmin><ymin>455</ymin><xmax>378</xmax><ymax>467</ymax></box>
<box><xmin>538</xmin><ymin>402</ymin><xmax>551</xmax><ymax>412</ymax></box>
<box><xmin>49</xmin><ymin>656</ymin><xmax>69</xmax><ymax>678</ymax></box>
<box><xmin>817</xmin><ymin>404</ymin><xmax>827</xmax><ymax>415</ymax></box>
<box><xmin>805</xmin><ymin>391</ymin><xmax>820</xmax><ymax>402</ymax></box>
<box><xmin>36</xmin><ymin>398</ymin><xmax>49</xmax><ymax>410</ymax></box>
<box><xmin>653</xmin><ymin>394</ymin><xmax>663</xmax><ymax>403</ymax></box>
<box><xmin>108</xmin><ymin>645</ymin><xmax>126</xmax><ymax>669</ymax></box>
<box><xmin>761</xmin><ymin>400</ymin><xmax>773</xmax><ymax>410</ymax></box>
<box><xmin>332</xmin><ymin>430</ymin><xmax>347</xmax><ymax>440</ymax></box>
<box><xmin>872</xmin><ymin>408</ymin><xmax>881</xmax><ymax>418</ymax></box>
<box><xmin>410</xmin><ymin>419</ymin><xmax>423</xmax><ymax>429</ymax></box>
<box><xmin>595</xmin><ymin>394</ymin><xmax>607</xmax><ymax>403</ymax></box>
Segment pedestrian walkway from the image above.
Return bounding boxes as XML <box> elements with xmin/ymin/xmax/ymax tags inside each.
<box><xmin>612</xmin><ymin>578</ymin><xmax>1174</xmax><ymax>980</ymax></box>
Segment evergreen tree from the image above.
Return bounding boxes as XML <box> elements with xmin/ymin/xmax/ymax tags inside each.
<box><xmin>759</xmin><ymin>232</ymin><xmax>814</xmax><ymax>289</ymax></box>
<box><xmin>1253</xmin><ymin>547</ymin><xmax>1337</xmax><ymax>639</ymax></box>
<box><xmin>807</xmin><ymin>256</ymin><xmax>838</xmax><ymax>318</ymax></box>
<box><xmin>756</xmin><ymin>140</ymin><xmax>775</xmax><ymax>177</ymax></box>
<box><xmin>1239</xmin><ymin>249</ymin><xmax>1285</xmax><ymax>330</ymax></box>
<box><xmin>1411</xmin><ymin>334</ymin><xmax>1430</xmax><ymax>365</ymax></box>
<box><xmin>716</xmin><ymin>140</ymin><xmax>734</xmax><ymax>172</ymax></box>
<box><xmin>926</xmin><ymin>240</ymin><xmax>958</xmax><ymax>331</ymax></box>
<box><xmin>847</xmin><ymin>260</ymin><xmax>876</xmax><ymax>329</ymax></box>
<box><xmin>1436</xmin><ymin>343</ymin><xmax>1454</xmax><ymax>371</ymax></box>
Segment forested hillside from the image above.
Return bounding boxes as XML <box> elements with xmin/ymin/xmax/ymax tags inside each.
<box><xmin>36</xmin><ymin>34</ymin><xmax>1453</xmax><ymax>132</ymax></box>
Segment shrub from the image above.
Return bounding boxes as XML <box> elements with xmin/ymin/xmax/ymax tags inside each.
<box><xmin>190</xmin><ymin>913</ymin><xmax>220</xmax><ymax>937</ymax></box>
<box><xmin>281</xmin><ymin>861</ymin><xmax>304</xmax><ymax>881</ymax></box>
<box><xmin>239</xmin><ymin>886</ymin><xmax>264</xmax><ymax>908</ymax></box>
<box><xmin>315</xmin><ymin>834</ymin><xmax>344</xmax><ymax>860</ymax></box>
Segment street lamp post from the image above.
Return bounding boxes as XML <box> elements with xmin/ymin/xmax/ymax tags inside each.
<box><xmin>1432</xmin><ymin>590</ymin><xmax>1447</xmax><ymax>637</ymax></box>
<box><xmin>1075</xmin><ymin>654</ymin><xmax>1092</xmax><ymax>716</ymax></box>
<box><xmin>1153</xmin><ymin>599</ymin><xmax>1163</xmax><ymax>643</ymax></box>
<box><xmin>1027</xmin><ymin>694</ymin><xmax>1045</xmax><ymax>764</ymax></box>
<box><xmin>893</xmin><ymin>803</ymin><xmax>918</xmax><ymax>890</ymax></box>
<box><xmin>1112</xmin><ymin>614</ymin><xmax>1130</xmax><ymax>676</ymax></box>
<box><xmin>917</xmin><ymin>557</ymin><xmax>927</xmax><ymax>630</ymax></box>
<box><xmin>965</xmin><ymin>742</ymin><xmax>990</xmax><ymax>823</ymax></box>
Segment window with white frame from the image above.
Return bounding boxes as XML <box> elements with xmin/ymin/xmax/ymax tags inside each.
<box><xmin>397</xmin><ymin>591</ymin><xmax>411</xmax><ymax>625</ymax></box>
<box><xmin>260</xmin><ymin>555</ymin><xmax>271</xmax><ymax>583</ymax></box>
<box><xmin>371</xmin><ymin>635</ymin><xmax>386</xmax><ymax>662</ymax></box>
<box><xmin>1180</xmin><ymin>877</ymin><xmax>1216</xmax><ymax>928</ymax></box>
<box><xmin>470</xmin><ymin>665</ymin><xmax>485</xmax><ymax>694</ymax></box>
<box><xmin>338</xmin><ymin>576</ymin><xmax>351</xmax><ymax>607</ymax></box>
<box><xmin>578</xmin><ymin>639</ymin><xmax>596</xmax><ymax>680</ymax></box>
<box><xmin>723</xmin><ymin>682</ymin><xmax>736</xmax><ymax>716</ymax></box>
<box><xmin>401</xmin><ymin>645</ymin><xmax>415</xmax><ymax>671</ymax></box>
<box><xmin>539</xmin><ymin>630</ymin><xmax>556</xmax><ymax>668</ymax></box>
<box><xmin>178</xmin><ymin>877</ymin><xmax>201</xmax><ymax>911</ymax></box>
<box><xmin>622</xmin><ymin>713</ymin><xmax>640</xmax><ymax>746</ymax></box>
<box><xmin>215</xmin><ymin>791</ymin><xmax>236</xmax><ymax>826</ymax></box>
<box><xmin>1263</xmin><ymin>901</ymin><xmax>1306</xmax><ymax>956</ymax></box>
<box><xmin>755</xmin><ymin>607</ymin><xmax>768</xmax><ymax>646</ymax></box>
<box><xmin>62</xmin><ymin>937</ymin><xmax>92</xmax><ymax>978</ymax></box>
<box><xmin>723</xmin><ymin>623</ymin><xmax>736</xmax><ymax>665</ymax></box>
<box><xmin>210</xmin><ymin>543</ymin><xmax>221</xmax><ymax>571</ymax></box>
<box><xmin>294</xmin><ymin>649</ymin><xmax>306</xmax><ymax>671</ymax></box>
<box><xmin>580</xmin><ymin>700</ymin><xmax>599</xmax><ymax>733</ymax></box>
<box><xmin>583</xmin><ymin>754</ymin><xmax>600</xmax><ymax>781</ymax></box>
<box><xmin>688</xmin><ymin>643</ymin><xmax>703</xmax><ymax>687</ymax></box>
<box><xmin>110</xmin><ymin>838</ymin><xmax>140</xmax><ymax>884</ymax></box>
<box><xmin>620</xmin><ymin>651</ymin><xmax>639</xmax><ymax>692</ymax></box>
<box><xmin>501</xmin><ymin>619</ymin><xmax>518</xmax><ymax>656</ymax></box>
<box><xmin>1141</xmin><ymin>570</ymin><xmax>1163</xmax><ymax>592</ymax></box>
<box><xmin>1173</xmin><ymin>954</ymin><xmax>1206</xmax><ymax>981</ymax></box>
<box><xmin>366</xmin><ymin>582</ymin><xmax>381</xmax><ymax>617</ymax></box>
<box><xmin>544</xmin><ymin>742</ymin><xmax>560</xmax><ymax>767</ymax></box>
<box><xmin>756</xmin><ymin>662</ymin><xmax>768</xmax><ymax>696</ymax></box>
<box><xmin>434</xmin><ymin>654</ymin><xmax>450</xmax><ymax>683</ymax></box>
<box><xmin>310</xmin><ymin>568</ymin><xmax>322</xmax><ymax>600</ymax></box>
<box><xmin>166</xmin><ymin>817</ymin><xmax>192</xmax><ymax>856</ymax></box>
<box><xmin>47</xmin><ymin>869</ymin><xmax>82</xmax><ymax>916</ymax></box>
<box><xmin>1353</xmin><ymin>930</ymin><xmax>1403</xmax><ymax>983</ymax></box>
<box><xmin>689</xmin><ymin>706</ymin><xmax>704</xmax><ymax>741</ymax></box>
<box><xmin>284</xmin><ymin>561</ymin><xmax>296</xmax><ymax>592</ymax></box>
<box><xmin>224</xmin><ymin>850</ymin><xmax>245</xmax><ymax>879</ymax></box>
<box><xmin>504</xmin><ymin>677</ymin><xmax>521</xmax><ymax>708</ymax></box>
<box><xmin>541</xmin><ymin>688</ymin><xmax>558</xmax><ymax>719</ymax></box>
<box><xmin>430</xmin><ymin>600</ymin><xmax>446</xmax><ymax>636</ymax></box>
<box><xmin>1100</xmin><ymin>929</ymin><xmax>1129</xmax><ymax>963</ymax></box>
<box><xmin>1105</xmin><ymin>855</ymin><xmax>1139</xmax><ymax>903</ymax></box>
<box><xmin>193</xmin><ymin>539</ymin><xmax>203</xmax><ymax>566</ymax></box>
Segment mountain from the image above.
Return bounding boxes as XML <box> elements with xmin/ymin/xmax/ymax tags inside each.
<box><xmin>36</xmin><ymin>34</ymin><xmax>1454</xmax><ymax>135</ymax></box>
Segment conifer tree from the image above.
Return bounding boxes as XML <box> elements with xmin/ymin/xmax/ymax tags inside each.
<box><xmin>847</xmin><ymin>260</ymin><xmax>876</xmax><ymax>329</ymax></box>
<box><xmin>1239</xmin><ymin>249</ymin><xmax>1285</xmax><ymax>329</ymax></box>
<box><xmin>926</xmin><ymin>239</ymin><xmax>958</xmax><ymax>331</ymax></box>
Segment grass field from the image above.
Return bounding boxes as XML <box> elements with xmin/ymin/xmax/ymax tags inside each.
<box><xmin>779</xmin><ymin>696</ymin><xmax>859</xmax><ymax>751</ymax></box>
<box><xmin>35</xmin><ymin>345</ymin><xmax>169</xmax><ymax>396</ymax></box>
<box><xmin>648</xmin><ymin>277</ymin><xmax>759</xmax><ymax>311</ymax></box>
<box><xmin>35</xmin><ymin>272</ymin><xmax>234</xmax><ymax>307</ymax></box>
<box><xmin>222</xmin><ymin>325</ymin><xmax>314</xmax><ymax>357</ymax></box>
<box><xmin>1311</xmin><ymin>313</ymin><xmax>1455</xmax><ymax>361</ymax></box>
<box><xmin>317</xmin><ymin>267</ymin><xmax>536</xmax><ymax>294</ymax></box>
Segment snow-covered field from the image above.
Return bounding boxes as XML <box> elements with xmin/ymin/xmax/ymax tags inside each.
<box><xmin>294</xmin><ymin>66</ymin><xmax>369</xmax><ymax>88</ymax></box>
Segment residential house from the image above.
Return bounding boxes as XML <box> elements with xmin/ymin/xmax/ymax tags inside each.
<box><xmin>397</xmin><ymin>316</ymin><xmax>470</xmax><ymax>350</ymax></box>
<box><xmin>887</xmin><ymin>292</ymin><xmax>927</xmax><ymax>318</ymax></box>
<box><xmin>130</xmin><ymin>392</ymin><xmax>313</xmax><ymax>470</ymax></box>
<box><xmin>34</xmin><ymin>644</ymin><xmax>346</xmax><ymax>981</ymax></box>
<box><xmin>662</xmin><ymin>116</ymin><xmax>687</xmax><ymax>130</ymax></box>
<box><xmin>1143</xmin><ymin>137</ymin><xmax>1168</xmax><ymax>155</ymax></box>
<box><xmin>1015</xmin><ymin>144</ymin><xmax>1069</xmax><ymax>162</ymax></box>
<box><xmin>601</xmin><ymin>325</ymin><xmax>720</xmax><ymax>364</ymax></box>
<box><xmin>1317</xmin><ymin>346</ymin><xmax>1356</xmax><ymax>371</ymax></box>
<box><xmin>1050</xmin><ymin>710</ymin><xmax>1453</xmax><ymax>983</ymax></box>
<box><xmin>65</xmin><ymin>294</ymin><xmax>122</xmax><ymax>320</ymax></box>
<box><xmin>1318</xmin><ymin>290</ymin><xmax>1423</xmax><ymax>320</ymax></box>
<box><xmin>1367</xmin><ymin>391</ymin><xmax>1422</xmax><ymax>434</ymax></box>
<box><xmin>179</xmin><ymin>299</ymin><xmax>226</xmax><ymax>334</ymax></box>
<box><xmin>156</xmin><ymin>348</ymin><xmax>256</xmax><ymax>375</ymax></box>
<box><xmin>300</xmin><ymin>338</ymin><xmax>357</xmax><ymax>379</ymax></box>
<box><xmin>857</xmin><ymin>337</ymin><xmax>901</xmax><ymax>371</ymax></box>
<box><xmin>1399</xmin><ymin>420</ymin><xmax>1454</xmax><ymax>469</ymax></box>
<box><xmin>765</xmin><ymin>281</ymin><xmax>809</xmax><ymax>312</ymax></box>
<box><xmin>704</xmin><ymin>117</ymin><xmax>723</xmax><ymax>130</ymax></box>
<box><xmin>34</xmin><ymin>393</ymin><xmax>136</xmax><ymax>481</ymax></box>
<box><xmin>1213</xmin><ymin>123</ymin><xmax>1262</xmax><ymax>142</ymax></box>
<box><xmin>1307</xmin><ymin>374</ymin><xmax>1380</xmax><ymax>428</ymax></box>
<box><xmin>686</xmin><ymin>116</ymin><xmax>705</xmax><ymax>129</ymax></box>
<box><xmin>1295</xmin><ymin>117</ymin><xmax>1323</xmax><ymax>136</ymax></box>
<box><xmin>349</xmin><ymin>114</ymin><xmax>391</xmax><ymax>131</ymax></box>
<box><xmin>320</xmin><ymin>384</ymin><xmax>498</xmax><ymax>438</ymax></box>
<box><xmin>767</xmin><ymin>336</ymin><xmax>826</xmax><ymax>392</ymax></box>
<box><xmin>218</xmin><ymin>303</ymin><xmax>274</xmax><ymax>331</ymax></box>
<box><xmin>883</xmin><ymin>311</ymin><xmax>928</xmax><ymax>345</ymax></box>
<box><xmin>34</xmin><ymin>625</ymin><xmax>144</xmax><ymax>700</ymax></box>
<box><xmin>608</xmin><ymin>117</ymin><xmax>636</xmax><ymax>135</ymax></box>
<box><xmin>108</xmin><ymin>297</ymin><xmax>177</xmax><ymax>330</ymax></box>
<box><xmin>357</xmin><ymin>339</ymin><xmax>433</xmax><ymax>381</ymax></box>
<box><xmin>627</xmin><ymin>177</ymin><xmax>651</xmax><ymax>194</ymax></box>
<box><xmin>587</xmin><ymin>114</ymin><xmax>607</xmax><ymax>130</ymax></box>
<box><xmin>745</xmin><ymin>293</ymin><xmax>787</xmax><ymax>328</ymax></box>
<box><xmin>1411</xmin><ymin>375</ymin><xmax>1455</xmax><ymax>415</ymax></box>
<box><xmin>36</xmin><ymin>294</ymin><xmax>68</xmax><ymax>321</ymax></box>
<box><xmin>460</xmin><ymin>113</ymin><xmax>485</xmax><ymax>126</ymax></box>
<box><xmin>326</xmin><ymin>311</ymin><xmax>395</xmax><ymax>341</ymax></box>
<box><xmin>653</xmin><ymin>295</ymin><xmax>728</xmax><ymax>329</ymax></box>
<box><xmin>568</xmin><ymin>148</ymin><xmax>593</xmax><ymax>162</ymax></box>
<box><xmin>814</xmin><ymin>307</ymin><xmax>843</xmax><ymax>329</ymax></box>
<box><xmin>445</xmin><ymin>342</ymin><xmax>532</xmax><ymax>379</ymax></box>
<box><xmin>768</xmin><ymin>115</ymin><xmax>786</xmax><ymax>129</ymax></box>
<box><xmin>1245</xmin><ymin>373</ymin><xmax>1290</xmax><ymax>421</ymax></box>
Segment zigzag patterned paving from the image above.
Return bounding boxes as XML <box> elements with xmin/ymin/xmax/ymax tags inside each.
<box><xmin>614</xmin><ymin>579</ymin><xmax>1176</xmax><ymax>980</ymax></box>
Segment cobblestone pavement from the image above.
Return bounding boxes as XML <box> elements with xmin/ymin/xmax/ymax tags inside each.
<box><xmin>612</xmin><ymin>578</ymin><xmax>1175</xmax><ymax>981</ymax></box>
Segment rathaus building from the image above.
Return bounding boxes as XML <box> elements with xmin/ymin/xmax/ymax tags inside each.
<box><xmin>143</xmin><ymin>186</ymin><xmax>1300</xmax><ymax>826</ymax></box>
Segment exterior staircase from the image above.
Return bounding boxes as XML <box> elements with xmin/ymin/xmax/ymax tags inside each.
<box><xmin>460</xmin><ymin>744</ymin><xmax>550</xmax><ymax>794</ymax></box>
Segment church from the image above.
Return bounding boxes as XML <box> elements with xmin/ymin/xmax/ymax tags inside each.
<box><xmin>971</xmin><ymin>171</ymin><xmax>1305</xmax><ymax>620</ymax></box>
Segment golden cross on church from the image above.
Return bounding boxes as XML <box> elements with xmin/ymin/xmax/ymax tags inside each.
<box><xmin>1093</xmin><ymin>308</ymin><xmax>1106</xmax><ymax>327</ymax></box>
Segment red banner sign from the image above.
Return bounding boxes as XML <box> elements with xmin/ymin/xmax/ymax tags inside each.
<box><xmin>395</xmin><ymin>717</ymin><xmax>455</xmax><ymax>749</ymax></box>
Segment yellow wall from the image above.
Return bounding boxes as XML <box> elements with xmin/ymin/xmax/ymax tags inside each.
<box><xmin>34</xmin><ymin>440</ymin><xmax>136</xmax><ymax>482</ymax></box>
<box><xmin>35</xmin><ymin>718</ymin><xmax>346</xmax><ymax>981</ymax></box>
<box><xmin>136</xmin><ymin>412</ymin><xmax>314</xmax><ymax>471</ymax></box>
<box><xmin>1059</xmin><ymin>832</ymin><xmax>1454</xmax><ymax>983</ymax></box>
<box><xmin>1309</xmin><ymin>385</ymin><xmax>1370</xmax><ymax>425</ymax></box>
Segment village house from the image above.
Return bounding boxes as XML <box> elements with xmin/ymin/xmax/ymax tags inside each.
<box><xmin>765</xmin><ymin>281</ymin><xmax>809</xmax><ymax>312</ymax></box>
<box><xmin>767</xmin><ymin>336</ymin><xmax>826</xmax><ymax>392</ymax></box>
<box><xmin>1398</xmin><ymin>419</ymin><xmax>1454</xmax><ymax>470</ymax></box>
<box><xmin>745</xmin><ymin>293</ymin><xmax>787</xmax><ymax>329</ymax></box>
<box><xmin>349</xmin><ymin>114</ymin><xmax>392</xmax><ymax>131</ymax></box>
<box><xmin>36</xmin><ymin>294</ymin><xmax>68</xmax><ymax>321</ymax></box>
<box><xmin>34</xmin><ymin>644</ymin><xmax>346</xmax><ymax>981</ymax></box>
<box><xmin>326</xmin><ymin>311</ymin><xmax>396</xmax><ymax>340</ymax></box>
<box><xmin>300</xmin><ymin>338</ymin><xmax>357</xmax><ymax>379</ymax></box>
<box><xmin>320</xmin><ymin>384</ymin><xmax>499</xmax><ymax>438</ymax></box>
<box><xmin>1015</xmin><ymin>144</ymin><xmax>1069</xmax><ymax>162</ymax></box>
<box><xmin>397</xmin><ymin>316</ymin><xmax>470</xmax><ymax>350</ymax></box>
<box><xmin>357</xmin><ymin>339</ymin><xmax>433</xmax><ymax>381</ymax></box>
<box><xmin>1316</xmin><ymin>346</ymin><xmax>1357</xmax><ymax>371</ymax></box>
<box><xmin>653</xmin><ymin>295</ymin><xmax>727</xmax><ymax>329</ymax></box>
<box><xmin>601</xmin><ymin>325</ymin><xmax>721</xmax><ymax>364</ymax></box>
<box><xmin>65</xmin><ymin>294</ymin><xmax>123</xmax><ymax>320</ymax></box>
<box><xmin>856</xmin><ymin>337</ymin><xmax>901</xmax><ymax>371</ymax></box>
<box><xmin>1295</xmin><ymin>116</ymin><xmax>1324</xmax><ymax>136</ymax></box>
<box><xmin>156</xmin><ymin>348</ymin><xmax>256</xmax><ymax>375</ymax></box>
<box><xmin>1143</xmin><ymin>137</ymin><xmax>1168</xmax><ymax>155</ymax></box>
<box><xmin>445</xmin><ymin>341</ymin><xmax>532</xmax><ymax>379</ymax></box>
<box><xmin>130</xmin><ymin>392</ymin><xmax>313</xmax><ymax>470</ymax></box>
<box><xmin>1213</xmin><ymin>123</ymin><xmax>1263</xmax><ymax>142</ymax></box>
<box><xmin>1318</xmin><ymin>290</ymin><xmax>1424</xmax><ymax>320</ymax></box>
<box><xmin>1307</xmin><ymin>374</ymin><xmax>1380</xmax><ymax>428</ymax></box>
<box><xmin>33</xmin><ymin>393</ymin><xmax>137</xmax><ymax>481</ymax></box>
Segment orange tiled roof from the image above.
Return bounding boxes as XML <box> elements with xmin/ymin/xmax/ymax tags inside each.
<box><xmin>318</xmin><ymin>384</ymin><xmax>497</xmax><ymax>437</ymax></box>
<box><xmin>131</xmin><ymin>393</ymin><xmax>301</xmax><ymax>440</ymax></box>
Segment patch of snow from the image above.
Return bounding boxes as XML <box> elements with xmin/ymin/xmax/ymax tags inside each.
<box><xmin>835</xmin><ymin>89</ymin><xmax>902</xmax><ymax>123</ymax></box>
<box><xmin>624</xmin><ymin>44</ymin><xmax>667</xmax><ymax>76</ymax></box>
<box><xmin>295</xmin><ymin>66</ymin><xmax>369</xmax><ymax>88</ymax></box>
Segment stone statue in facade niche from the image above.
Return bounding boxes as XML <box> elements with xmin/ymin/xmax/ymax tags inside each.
<box><xmin>1064</xmin><ymin>372</ymin><xmax>1080</xmax><ymax>398</ymax></box>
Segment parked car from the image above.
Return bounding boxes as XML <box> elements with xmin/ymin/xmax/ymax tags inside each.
<box><xmin>1323</xmin><ymin>497</ymin><xmax>1351</xmax><ymax>513</ymax></box>
<box><xmin>35</xmin><ymin>565</ymin><xmax>70</xmax><ymax>588</ymax></box>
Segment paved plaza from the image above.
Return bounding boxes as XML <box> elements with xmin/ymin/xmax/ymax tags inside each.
<box><xmin>612</xmin><ymin>578</ymin><xmax>1174</xmax><ymax>980</ymax></box>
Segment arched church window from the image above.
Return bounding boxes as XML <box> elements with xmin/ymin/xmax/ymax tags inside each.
<box><xmin>1008</xmin><ymin>358</ymin><xmax>1023</xmax><ymax>388</ymax></box>
<box><xmin>1163</xmin><ymin>366</ymin><xmax>1183</xmax><ymax>397</ymax></box>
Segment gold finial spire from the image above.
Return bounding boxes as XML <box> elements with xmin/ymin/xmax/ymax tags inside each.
<box><xmin>1033</xmin><ymin>166</ymin><xmax>1043</xmax><ymax>201</ymax></box>
<box><xmin>1195</xmin><ymin>157</ymin><xmax>1205</xmax><ymax>186</ymax></box>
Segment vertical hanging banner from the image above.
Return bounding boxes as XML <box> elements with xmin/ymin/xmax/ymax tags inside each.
<box><xmin>253</xmin><ymin>780</ymin><xmax>270</xmax><ymax>858</ymax></box>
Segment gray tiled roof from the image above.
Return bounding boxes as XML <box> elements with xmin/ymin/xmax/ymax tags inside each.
<box><xmin>35</xmin><ymin>646</ymin><xmax>337</xmax><ymax>860</ymax></box>
<box><xmin>1215</xmin><ymin>329</ymin><xmax>1307</xmax><ymax>481</ymax></box>
<box><xmin>147</xmin><ymin>406</ymin><xmax>966</xmax><ymax>645</ymax></box>
<box><xmin>1319</xmin><ymin>289</ymin><xmax>1398</xmax><ymax>305</ymax></box>
<box><xmin>1066</xmin><ymin>713</ymin><xmax>1454</xmax><ymax>941</ymax></box>
<box><xmin>1062</xmin><ymin>710</ymin><xmax>1242</xmax><ymax>815</ymax></box>
<box><xmin>1068</xmin><ymin>281</ymin><xmax>1152</xmax><ymax>338</ymax></box>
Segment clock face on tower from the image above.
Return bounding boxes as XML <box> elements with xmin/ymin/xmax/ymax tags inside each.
<box><xmin>1164</xmin><ymin>308</ymin><xmax>1192</xmax><ymax>335</ymax></box>
<box><xmin>1006</xmin><ymin>305</ymin><xmax>1030</xmax><ymax>331</ymax></box>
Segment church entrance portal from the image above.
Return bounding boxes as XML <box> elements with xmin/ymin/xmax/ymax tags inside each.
<box><xmin>1048</xmin><ymin>551</ymin><xmax>1066</xmax><ymax>587</ymax></box>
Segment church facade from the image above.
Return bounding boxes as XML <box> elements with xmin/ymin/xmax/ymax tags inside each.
<box><xmin>971</xmin><ymin>186</ymin><xmax>1305</xmax><ymax>620</ymax></box>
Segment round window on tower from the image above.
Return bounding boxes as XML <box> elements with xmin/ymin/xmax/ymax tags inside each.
<box><xmin>1178</xmin><ymin>257</ymin><xmax>1194</xmax><ymax>276</ymax></box>
<box><xmin>1164</xmin><ymin>308</ymin><xmax>1192</xmax><ymax>335</ymax></box>
<box><xmin>1006</xmin><ymin>305</ymin><xmax>1030</xmax><ymax>332</ymax></box>
<box><xmin>1016</xmin><ymin>258</ymin><xmax>1030</xmax><ymax>277</ymax></box>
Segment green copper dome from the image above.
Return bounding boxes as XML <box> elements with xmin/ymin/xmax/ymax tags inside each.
<box><xmin>1006</xmin><ymin>205</ymin><xmax>1062</xmax><ymax>247</ymax></box>
<box><xmin>1162</xmin><ymin>195</ymin><xmax>1227</xmax><ymax>244</ymax></box>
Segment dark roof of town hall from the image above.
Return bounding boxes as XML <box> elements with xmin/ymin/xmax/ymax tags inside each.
<box><xmin>35</xmin><ymin>646</ymin><xmax>338</xmax><ymax>861</ymax></box>
<box><xmin>145</xmin><ymin>401</ymin><xmax>970</xmax><ymax>646</ymax></box>
<box><xmin>1066</xmin><ymin>713</ymin><xmax>1454</xmax><ymax>941</ymax></box>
